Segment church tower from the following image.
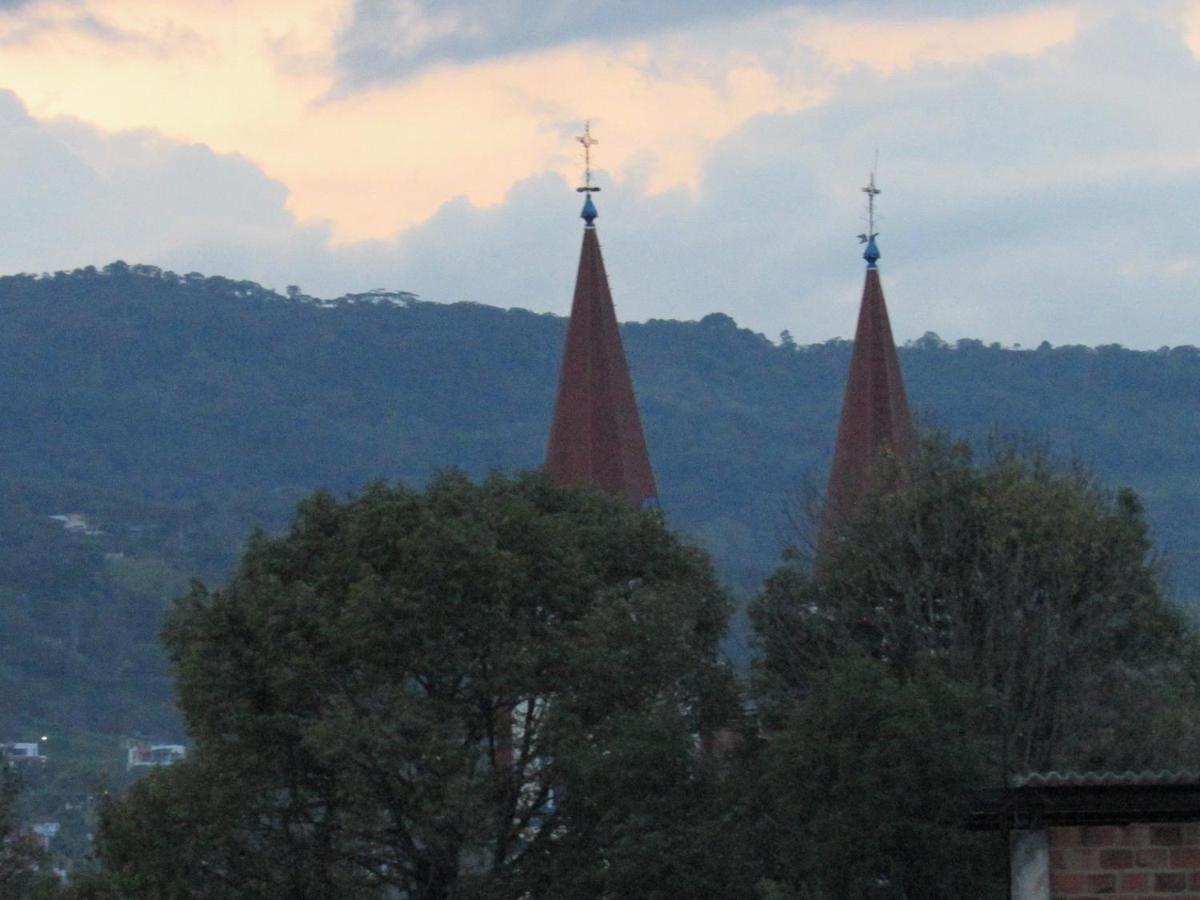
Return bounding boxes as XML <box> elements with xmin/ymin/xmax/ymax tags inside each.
<box><xmin>545</xmin><ymin>124</ymin><xmax>658</xmax><ymax>507</ymax></box>
<box><xmin>495</xmin><ymin>126</ymin><xmax>659</xmax><ymax>773</ymax></box>
<box><xmin>822</xmin><ymin>172</ymin><xmax>915</xmax><ymax>535</ymax></box>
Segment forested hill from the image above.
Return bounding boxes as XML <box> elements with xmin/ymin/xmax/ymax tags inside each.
<box><xmin>2</xmin><ymin>261</ymin><xmax>1200</xmax><ymax>738</ymax></box>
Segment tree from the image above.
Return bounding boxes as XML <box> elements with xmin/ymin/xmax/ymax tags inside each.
<box><xmin>0</xmin><ymin>763</ymin><xmax>61</xmax><ymax>898</ymax></box>
<box><xmin>96</xmin><ymin>471</ymin><xmax>736</xmax><ymax>899</ymax></box>
<box><xmin>750</xmin><ymin>433</ymin><xmax>1200</xmax><ymax>897</ymax></box>
<box><xmin>756</xmin><ymin>432</ymin><xmax>1200</xmax><ymax>770</ymax></box>
<box><xmin>757</xmin><ymin>658</ymin><xmax>1004</xmax><ymax>899</ymax></box>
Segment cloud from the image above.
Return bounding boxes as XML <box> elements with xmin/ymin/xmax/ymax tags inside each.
<box><xmin>0</xmin><ymin>91</ymin><xmax>332</xmax><ymax>279</ymax></box>
<box><xmin>0</xmin><ymin>0</ymin><xmax>1077</xmax><ymax>248</ymax></box>
<box><xmin>334</xmin><ymin>0</ymin><xmax>798</xmax><ymax>85</ymax></box>
<box><xmin>0</xmin><ymin>0</ymin><xmax>149</xmax><ymax>49</ymax></box>
<box><xmin>332</xmin><ymin>0</ymin><xmax>1056</xmax><ymax>87</ymax></box>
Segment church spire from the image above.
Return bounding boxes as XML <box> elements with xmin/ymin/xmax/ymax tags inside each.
<box><xmin>823</xmin><ymin>169</ymin><xmax>914</xmax><ymax>535</ymax></box>
<box><xmin>544</xmin><ymin>124</ymin><xmax>658</xmax><ymax>507</ymax></box>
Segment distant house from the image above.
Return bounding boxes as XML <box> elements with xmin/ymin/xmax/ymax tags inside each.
<box><xmin>126</xmin><ymin>741</ymin><xmax>186</xmax><ymax>770</ymax></box>
<box><xmin>30</xmin><ymin>820</ymin><xmax>60</xmax><ymax>850</ymax></box>
<box><xmin>48</xmin><ymin>513</ymin><xmax>104</xmax><ymax>536</ymax></box>
<box><xmin>2</xmin><ymin>742</ymin><xmax>47</xmax><ymax>763</ymax></box>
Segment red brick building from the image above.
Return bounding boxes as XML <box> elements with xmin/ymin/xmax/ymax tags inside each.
<box><xmin>972</xmin><ymin>771</ymin><xmax>1200</xmax><ymax>898</ymax></box>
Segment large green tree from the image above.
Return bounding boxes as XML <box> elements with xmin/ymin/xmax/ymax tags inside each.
<box><xmin>750</xmin><ymin>434</ymin><xmax>1200</xmax><ymax>898</ymax></box>
<box><xmin>96</xmin><ymin>471</ymin><xmax>736</xmax><ymax>899</ymax></box>
<box><xmin>756</xmin><ymin>433</ymin><xmax>1200</xmax><ymax>769</ymax></box>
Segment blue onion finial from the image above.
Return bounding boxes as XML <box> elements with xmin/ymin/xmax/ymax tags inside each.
<box><xmin>863</xmin><ymin>234</ymin><xmax>880</xmax><ymax>268</ymax></box>
<box><xmin>581</xmin><ymin>193</ymin><xmax>598</xmax><ymax>226</ymax></box>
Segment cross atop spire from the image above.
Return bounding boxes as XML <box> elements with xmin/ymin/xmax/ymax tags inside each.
<box><xmin>575</xmin><ymin>121</ymin><xmax>602</xmax><ymax>226</ymax></box>
<box><xmin>575</xmin><ymin>121</ymin><xmax>601</xmax><ymax>194</ymax></box>
<box><xmin>857</xmin><ymin>157</ymin><xmax>881</xmax><ymax>268</ymax></box>
<box><xmin>862</xmin><ymin>171</ymin><xmax>879</xmax><ymax>235</ymax></box>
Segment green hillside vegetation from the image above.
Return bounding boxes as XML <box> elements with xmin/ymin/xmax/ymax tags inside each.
<box><xmin>1</xmin><ymin>262</ymin><xmax>1198</xmax><ymax>751</ymax></box>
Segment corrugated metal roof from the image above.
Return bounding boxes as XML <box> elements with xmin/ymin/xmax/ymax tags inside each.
<box><xmin>1010</xmin><ymin>770</ymin><xmax>1200</xmax><ymax>788</ymax></box>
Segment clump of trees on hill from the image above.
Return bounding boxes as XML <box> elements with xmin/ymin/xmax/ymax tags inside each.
<box><xmin>50</xmin><ymin>435</ymin><xmax>1199</xmax><ymax>899</ymax></box>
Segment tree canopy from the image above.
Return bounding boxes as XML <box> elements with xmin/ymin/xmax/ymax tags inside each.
<box><xmin>748</xmin><ymin>434</ymin><xmax>1200</xmax><ymax>898</ymax></box>
<box><xmin>755</xmin><ymin>433</ymin><xmax>1200</xmax><ymax>770</ymax></box>
<box><xmin>95</xmin><ymin>471</ymin><xmax>736</xmax><ymax>899</ymax></box>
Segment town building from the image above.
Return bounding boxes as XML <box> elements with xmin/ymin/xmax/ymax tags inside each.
<box><xmin>971</xmin><ymin>771</ymin><xmax>1200</xmax><ymax>898</ymax></box>
<box><xmin>125</xmin><ymin>741</ymin><xmax>186</xmax><ymax>770</ymax></box>
<box><xmin>2</xmin><ymin>741</ymin><xmax>47</xmax><ymax>763</ymax></box>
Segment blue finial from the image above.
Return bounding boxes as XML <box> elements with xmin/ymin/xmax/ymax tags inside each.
<box><xmin>863</xmin><ymin>234</ymin><xmax>879</xmax><ymax>268</ymax></box>
<box><xmin>581</xmin><ymin>193</ymin><xmax>598</xmax><ymax>226</ymax></box>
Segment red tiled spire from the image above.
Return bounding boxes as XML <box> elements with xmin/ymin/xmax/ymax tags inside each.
<box><xmin>823</xmin><ymin>199</ymin><xmax>914</xmax><ymax>534</ymax></box>
<box><xmin>545</xmin><ymin>200</ymin><xmax>657</xmax><ymax>507</ymax></box>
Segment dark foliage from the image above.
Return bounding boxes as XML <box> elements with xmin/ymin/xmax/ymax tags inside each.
<box><xmin>95</xmin><ymin>471</ymin><xmax>737</xmax><ymax>899</ymax></box>
<box><xmin>0</xmin><ymin>763</ymin><xmax>61</xmax><ymax>897</ymax></box>
<box><xmin>749</xmin><ymin>436</ymin><xmax>1200</xmax><ymax>898</ymax></box>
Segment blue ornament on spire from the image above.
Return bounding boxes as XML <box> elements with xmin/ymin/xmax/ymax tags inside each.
<box><xmin>863</xmin><ymin>234</ymin><xmax>879</xmax><ymax>268</ymax></box>
<box><xmin>581</xmin><ymin>193</ymin><xmax>598</xmax><ymax>226</ymax></box>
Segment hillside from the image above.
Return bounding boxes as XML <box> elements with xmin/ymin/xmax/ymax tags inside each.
<box><xmin>2</xmin><ymin>262</ymin><xmax>1199</xmax><ymax>745</ymax></box>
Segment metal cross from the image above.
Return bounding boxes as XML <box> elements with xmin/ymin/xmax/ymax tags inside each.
<box><xmin>576</xmin><ymin>121</ymin><xmax>600</xmax><ymax>193</ymax></box>
<box><xmin>858</xmin><ymin>167</ymin><xmax>880</xmax><ymax>244</ymax></box>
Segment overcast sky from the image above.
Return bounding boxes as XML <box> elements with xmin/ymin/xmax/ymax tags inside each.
<box><xmin>0</xmin><ymin>0</ymin><xmax>1196</xmax><ymax>347</ymax></box>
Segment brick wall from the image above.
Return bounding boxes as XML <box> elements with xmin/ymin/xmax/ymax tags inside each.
<box><xmin>1049</xmin><ymin>823</ymin><xmax>1200</xmax><ymax>897</ymax></box>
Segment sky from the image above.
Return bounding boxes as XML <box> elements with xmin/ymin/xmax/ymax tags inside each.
<box><xmin>0</xmin><ymin>0</ymin><xmax>1197</xmax><ymax>347</ymax></box>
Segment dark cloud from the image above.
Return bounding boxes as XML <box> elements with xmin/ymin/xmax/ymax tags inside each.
<box><xmin>336</xmin><ymin>0</ymin><xmax>789</xmax><ymax>86</ymax></box>
<box><xmin>333</xmin><ymin>0</ymin><xmax>1045</xmax><ymax>87</ymax></box>
<box><xmin>0</xmin><ymin>3</ymin><xmax>149</xmax><ymax>49</ymax></box>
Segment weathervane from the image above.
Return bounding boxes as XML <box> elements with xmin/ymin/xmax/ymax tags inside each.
<box><xmin>857</xmin><ymin>153</ymin><xmax>881</xmax><ymax>268</ymax></box>
<box><xmin>576</xmin><ymin>121</ymin><xmax>600</xmax><ymax>194</ymax></box>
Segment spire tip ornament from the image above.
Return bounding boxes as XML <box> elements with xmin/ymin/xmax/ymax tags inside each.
<box><xmin>575</xmin><ymin>121</ymin><xmax>601</xmax><ymax>225</ymax></box>
<box><xmin>856</xmin><ymin>156</ymin><xmax>881</xmax><ymax>268</ymax></box>
<box><xmin>581</xmin><ymin>193</ymin><xmax>598</xmax><ymax>226</ymax></box>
